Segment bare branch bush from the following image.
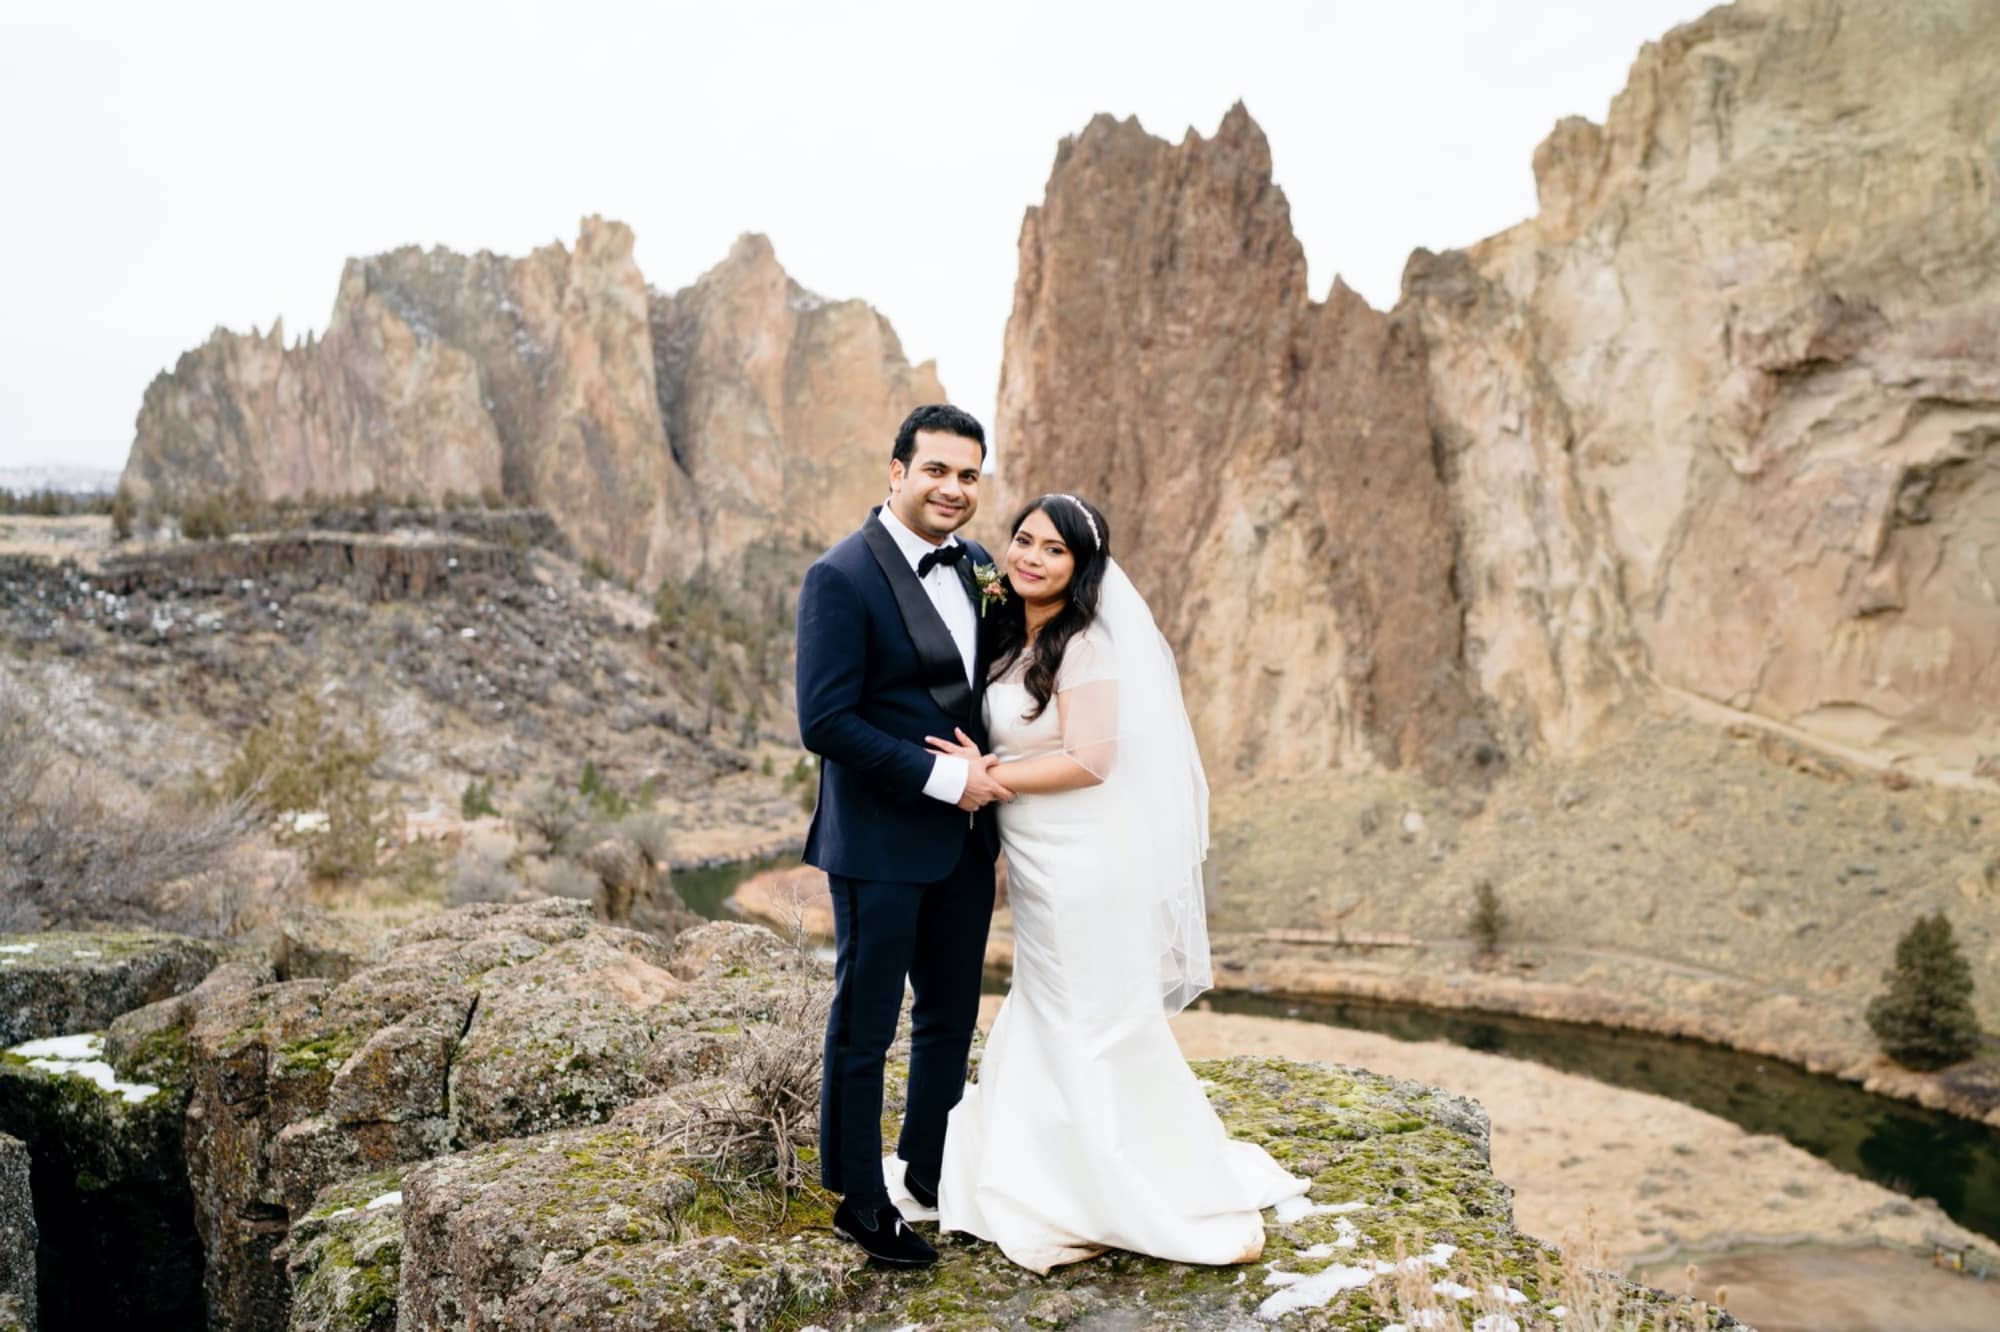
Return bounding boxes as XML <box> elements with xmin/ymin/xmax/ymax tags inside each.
<box><xmin>663</xmin><ymin>977</ymin><xmax>830</xmax><ymax>1222</ymax></box>
<box><xmin>0</xmin><ymin>694</ymin><xmax>256</xmax><ymax>935</ymax></box>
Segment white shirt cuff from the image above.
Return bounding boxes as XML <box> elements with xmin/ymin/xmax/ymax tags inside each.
<box><xmin>923</xmin><ymin>754</ymin><xmax>970</xmax><ymax>804</ymax></box>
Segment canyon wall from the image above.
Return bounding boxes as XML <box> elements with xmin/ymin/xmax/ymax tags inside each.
<box><xmin>1000</xmin><ymin>0</ymin><xmax>2000</xmax><ymax>781</ymax></box>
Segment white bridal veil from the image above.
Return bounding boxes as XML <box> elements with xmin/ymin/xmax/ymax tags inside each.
<box><xmin>1017</xmin><ymin>557</ymin><xmax>1213</xmax><ymax>1016</ymax></box>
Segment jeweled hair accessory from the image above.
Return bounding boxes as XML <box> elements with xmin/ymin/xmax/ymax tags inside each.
<box><xmin>1057</xmin><ymin>494</ymin><xmax>1101</xmax><ymax>549</ymax></box>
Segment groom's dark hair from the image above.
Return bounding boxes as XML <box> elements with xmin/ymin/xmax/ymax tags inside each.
<box><xmin>892</xmin><ymin>404</ymin><xmax>987</xmax><ymax>466</ymax></box>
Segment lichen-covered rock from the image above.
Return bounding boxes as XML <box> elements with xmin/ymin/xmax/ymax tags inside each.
<box><xmin>363</xmin><ymin>1057</ymin><xmax>1737</xmax><ymax>1331</ymax></box>
<box><xmin>284</xmin><ymin>1170</ymin><xmax>405</xmax><ymax>1332</ymax></box>
<box><xmin>0</xmin><ymin>1133</ymin><xmax>33</xmax><ymax>1332</ymax></box>
<box><xmin>179</xmin><ymin>903</ymin><xmax>803</xmax><ymax>1331</ymax></box>
<box><xmin>0</xmin><ymin>931</ymin><xmax>218</xmax><ymax>1045</ymax></box>
<box><xmin>0</xmin><ymin>1025</ymin><xmax>202</xmax><ymax>1328</ymax></box>
<box><xmin>274</xmin><ymin>909</ymin><xmax>377</xmax><ymax>983</ymax></box>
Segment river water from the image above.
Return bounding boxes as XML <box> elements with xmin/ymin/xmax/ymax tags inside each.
<box><xmin>680</xmin><ymin>855</ymin><xmax>2000</xmax><ymax>1246</ymax></box>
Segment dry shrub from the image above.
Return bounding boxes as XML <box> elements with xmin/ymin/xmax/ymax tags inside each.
<box><xmin>0</xmin><ymin>694</ymin><xmax>255</xmax><ymax>935</ymax></box>
<box><xmin>664</xmin><ymin>977</ymin><xmax>830</xmax><ymax>1219</ymax></box>
<box><xmin>447</xmin><ymin>833</ymin><xmax>520</xmax><ymax>906</ymax></box>
<box><xmin>540</xmin><ymin>856</ymin><xmax>600</xmax><ymax>902</ymax></box>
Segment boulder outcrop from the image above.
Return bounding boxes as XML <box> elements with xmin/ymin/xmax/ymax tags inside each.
<box><xmin>159</xmin><ymin>901</ymin><xmax>813</xmax><ymax>1330</ymax></box>
<box><xmin>998</xmin><ymin>0</ymin><xmax>2000</xmax><ymax>782</ymax></box>
<box><xmin>123</xmin><ymin>223</ymin><xmax>944</xmax><ymax>593</ymax></box>
<box><xmin>0</xmin><ymin>909</ymin><xmax>1735</xmax><ymax>1331</ymax></box>
<box><xmin>0</xmin><ymin>932</ymin><xmax>217</xmax><ymax>1046</ymax></box>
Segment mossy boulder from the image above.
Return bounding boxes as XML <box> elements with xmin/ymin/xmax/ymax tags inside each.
<box><xmin>0</xmin><ymin>931</ymin><xmax>217</xmax><ymax>1045</ymax></box>
<box><xmin>177</xmin><ymin>902</ymin><xmax>812</xmax><ymax>1331</ymax></box>
<box><xmin>288</xmin><ymin>1057</ymin><xmax>1737</xmax><ymax>1331</ymax></box>
<box><xmin>0</xmin><ymin>1022</ymin><xmax>203</xmax><ymax>1328</ymax></box>
<box><xmin>285</xmin><ymin>1170</ymin><xmax>405</xmax><ymax>1332</ymax></box>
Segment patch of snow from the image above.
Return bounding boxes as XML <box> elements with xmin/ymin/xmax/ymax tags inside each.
<box><xmin>0</xmin><ymin>943</ymin><xmax>36</xmax><ymax>954</ymax></box>
<box><xmin>286</xmin><ymin>811</ymin><xmax>330</xmax><ymax>835</ymax></box>
<box><xmin>1273</xmin><ymin>1194</ymin><xmax>1365</xmax><ymax>1224</ymax></box>
<box><xmin>365</xmin><ymin>1190</ymin><xmax>402</xmax><ymax>1210</ymax></box>
<box><xmin>460</xmin><ymin>626</ymin><xmax>477</xmax><ymax>639</ymax></box>
<box><xmin>321</xmin><ymin>1206</ymin><xmax>356</xmax><ymax>1220</ymax></box>
<box><xmin>1488</xmin><ymin>1285</ymin><xmax>1528</xmax><ymax>1305</ymax></box>
<box><xmin>1432</xmin><ymin>1280</ymin><xmax>1475</xmax><ymax>1300</ymax></box>
<box><xmin>1472</xmin><ymin>1318</ymin><xmax>1521</xmax><ymax>1332</ymax></box>
<box><xmin>8</xmin><ymin>1033</ymin><xmax>160</xmax><ymax>1104</ymax></box>
<box><xmin>1257</xmin><ymin>1260</ymin><xmax>1378</xmax><ymax>1320</ymax></box>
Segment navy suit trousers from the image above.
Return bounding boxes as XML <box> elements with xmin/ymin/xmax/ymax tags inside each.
<box><xmin>819</xmin><ymin>830</ymin><xmax>996</xmax><ymax>1201</ymax></box>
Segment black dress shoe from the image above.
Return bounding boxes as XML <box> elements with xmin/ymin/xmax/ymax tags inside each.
<box><xmin>903</xmin><ymin>1166</ymin><xmax>939</xmax><ymax>1211</ymax></box>
<box><xmin>833</xmin><ymin>1196</ymin><xmax>937</xmax><ymax>1267</ymax></box>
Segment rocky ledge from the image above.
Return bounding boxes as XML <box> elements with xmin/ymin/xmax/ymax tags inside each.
<box><xmin>0</xmin><ymin>931</ymin><xmax>217</xmax><ymax>1047</ymax></box>
<box><xmin>2</xmin><ymin>903</ymin><xmax>1739</xmax><ymax>1331</ymax></box>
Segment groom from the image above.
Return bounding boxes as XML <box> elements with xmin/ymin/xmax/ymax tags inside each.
<box><xmin>796</xmin><ymin>403</ymin><xmax>1010</xmax><ymax>1266</ymax></box>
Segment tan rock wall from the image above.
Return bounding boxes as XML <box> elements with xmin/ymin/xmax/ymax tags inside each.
<box><xmin>1407</xmin><ymin>0</ymin><xmax>2000</xmax><ymax>774</ymax></box>
<box><xmin>996</xmin><ymin>108</ymin><xmax>1489</xmax><ymax>782</ymax></box>
<box><xmin>123</xmin><ymin>222</ymin><xmax>945</xmax><ymax>592</ymax></box>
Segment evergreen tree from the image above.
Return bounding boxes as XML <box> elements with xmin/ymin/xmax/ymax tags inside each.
<box><xmin>1866</xmin><ymin>911</ymin><xmax>1982</xmax><ymax>1070</ymax></box>
<box><xmin>1469</xmin><ymin>879</ymin><xmax>1504</xmax><ymax>955</ymax></box>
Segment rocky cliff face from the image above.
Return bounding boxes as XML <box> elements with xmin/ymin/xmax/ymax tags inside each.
<box><xmin>123</xmin><ymin>222</ymin><xmax>943</xmax><ymax>590</ymax></box>
<box><xmin>652</xmin><ymin>234</ymin><xmax>947</xmax><ymax>576</ymax></box>
<box><xmin>1406</xmin><ymin>0</ymin><xmax>2000</xmax><ymax>773</ymax></box>
<box><xmin>1000</xmin><ymin>0</ymin><xmax>2000</xmax><ymax>782</ymax></box>
<box><xmin>997</xmin><ymin>108</ymin><xmax>1490</xmax><ymax>782</ymax></box>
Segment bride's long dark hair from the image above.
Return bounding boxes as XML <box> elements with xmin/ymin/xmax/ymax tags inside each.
<box><xmin>984</xmin><ymin>494</ymin><xmax>1112</xmax><ymax>721</ymax></box>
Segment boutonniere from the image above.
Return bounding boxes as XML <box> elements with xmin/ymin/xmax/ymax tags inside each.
<box><xmin>972</xmin><ymin>562</ymin><xmax>1008</xmax><ymax>618</ymax></box>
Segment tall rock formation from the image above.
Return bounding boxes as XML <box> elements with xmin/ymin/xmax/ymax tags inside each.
<box><xmin>1001</xmin><ymin>0</ymin><xmax>2000</xmax><ymax>781</ymax></box>
<box><xmin>1405</xmin><ymin>0</ymin><xmax>2000</xmax><ymax>773</ymax></box>
<box><xmin>122</xmin><ymin>221</ymin><xmax>943</xmax><ymax>589</ymax></box>
<box><xmin>997</xmin><ymin>107</ymin><xmax>1489</xmax><ymax>781</ymax></box>
<box><xmin>651</xmin><ymin>234</ymin><xmax>946</xmax><ymax>574</ymax></box>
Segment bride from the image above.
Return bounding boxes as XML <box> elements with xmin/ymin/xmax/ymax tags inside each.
<box><xmin>913</xmin><ymin>493</ymin><xmax>1307</xmax><ymax>1275</ymax></box>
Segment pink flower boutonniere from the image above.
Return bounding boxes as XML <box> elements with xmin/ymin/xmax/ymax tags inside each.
<box><xmin>973</xmin><ymin>562</ymin><xmax>1008</xmax><ymax>618</ymax></box>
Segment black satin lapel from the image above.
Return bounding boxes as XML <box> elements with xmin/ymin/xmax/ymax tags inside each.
<box><xmin>955</xmin><ymin>548</ymin><xmax>988</xmax><ymax>695</ymax></box>
<box><xmin>860</xmin><ymin>514</ymin><xmax>976</xmax><ymax>721</ymax></box>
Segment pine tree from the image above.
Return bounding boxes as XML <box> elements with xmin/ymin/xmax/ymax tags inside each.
<box><xmin>1866</xmin><ymin>911</ymin><xmax>1982</xmax><ymax>1070</ymax></box>
<box><xmin>1469</xmin><ymin>880</ymin><xmax>1505</xmax><ymax>956</ymax></box>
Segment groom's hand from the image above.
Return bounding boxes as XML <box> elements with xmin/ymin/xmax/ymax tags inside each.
<box><xmin>929</xmin><ymin>730</ymin><xmax>1012</xmax><ymax>810</ymax></box>
<box><xmin>958</xmin><ymin>756</ymin><xmax>1013</xmax><ymax>811</ymax></box>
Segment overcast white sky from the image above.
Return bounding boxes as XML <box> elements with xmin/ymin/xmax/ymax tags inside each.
<box><xmin>0</xmin><ymin>0</ymin><xmax>1711</xmax><ymax>472</ymax></box>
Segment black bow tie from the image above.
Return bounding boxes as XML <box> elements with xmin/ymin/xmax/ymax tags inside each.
<box><xmin>916</xmin><ymin>543</ymin><xmax>966</xmax><ymax>578</ymax></box>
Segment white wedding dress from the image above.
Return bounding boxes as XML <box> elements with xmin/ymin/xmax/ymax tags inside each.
<box><xmin>924</xmin><ymin>584</ymin><xmax>1307</xmax><ymax>1275</ymax></box>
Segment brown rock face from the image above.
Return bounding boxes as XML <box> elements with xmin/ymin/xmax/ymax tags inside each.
<box><xmin>1403</xmin><ymin>0</ymin><xmax>2000</xmax><ymax>773</ymax></box>
<box><xmin>997</xmin><ymin>107</ymin><xmax>1488</xmax><ymax>780</ymax></box>
<box><xmin>1004</xmin><ymin>0</ymin><xmax>2000</xmax><ymax>781</ymax></box>
<box><xmin>652</xmin><ymin>234</ymin><xmax>947</xmax><ymax>575</ymax></box>
<box><xmin>123</xmin><ymin>222</ymin><xmax>943</xmax><ymax>591</ymax></box>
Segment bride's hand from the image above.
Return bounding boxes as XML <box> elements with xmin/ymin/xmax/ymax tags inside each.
<box><xmin>924</xmin><ymin>727</ymin><xmax>984</xmax><ymax>761</ymax></box>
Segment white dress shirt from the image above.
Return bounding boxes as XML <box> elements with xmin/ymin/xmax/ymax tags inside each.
<box><xmin>877</xmin><ymin>504</ymin><xmax>978</xmax><ymax>805</ymax></box>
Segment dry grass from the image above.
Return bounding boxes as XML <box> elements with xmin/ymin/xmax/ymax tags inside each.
<box><xmin>663</xmin><ymin>978</ymin><xmax>830</xmax><ymax>1221</ymax></box>
<box><xmin>662</xmin><ymin>895</ymin><xmax>828</xmax><ymax>1220</ymax></box>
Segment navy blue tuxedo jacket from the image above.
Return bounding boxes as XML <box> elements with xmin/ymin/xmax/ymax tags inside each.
<box><xmin>796</xmin><ymin>510</ymin><xmax>1001</xmax><ymax>883</ymax></box>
